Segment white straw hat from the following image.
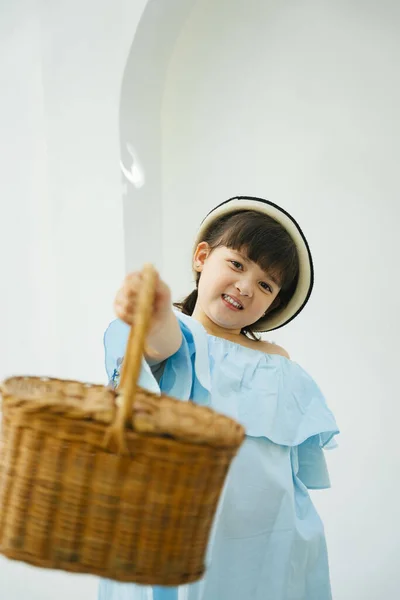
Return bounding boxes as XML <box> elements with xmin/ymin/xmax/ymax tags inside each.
<box><xmin>193</xmin><ymin>196</ymin><xmax>314</xmax><ymax>332</ymax></box>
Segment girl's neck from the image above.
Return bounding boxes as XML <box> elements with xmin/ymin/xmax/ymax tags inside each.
<box><xmin>191</xmin><ymin>305</ymin><xmax>243</xmax><ymax>339</ymax></box>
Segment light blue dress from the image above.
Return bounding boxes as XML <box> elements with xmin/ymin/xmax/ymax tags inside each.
<box><xmin>98</xmin><ymin>310</ymin><xmax>339</xmax><ymax>600</ymax></box>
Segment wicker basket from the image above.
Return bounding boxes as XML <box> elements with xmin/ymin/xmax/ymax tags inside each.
<box><xmin>0</xmin><ymin>265</ymin><xmax>245</xmax><ymax>585</ymax></box>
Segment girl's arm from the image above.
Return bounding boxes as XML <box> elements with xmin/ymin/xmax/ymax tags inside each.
<box><xmin>144</xmin><ymin>308</ymin><xmax>182</xmax><ymax>366</ymax></box>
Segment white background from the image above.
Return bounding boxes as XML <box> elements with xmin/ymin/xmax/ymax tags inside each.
<box><xmin>1</xmin><ymin>0</ymin><xmax>399</xmax><ymax>598</ymax></box>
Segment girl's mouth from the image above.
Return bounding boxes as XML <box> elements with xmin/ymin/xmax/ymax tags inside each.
<box><xmin>222</xmin><ymin>294</ymin><xmax>243</xmax><ymax>311</ymax></box>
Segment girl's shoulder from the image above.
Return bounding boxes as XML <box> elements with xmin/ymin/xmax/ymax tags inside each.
<box><xmin>256</xmin><ymin>340</ymin><xmax>290</xmax><ymax>359</ymax></box>
<box><xmin>221</xmin><ymin>336</ymin><xmax>290</xmax><ymax>360</ymax></box>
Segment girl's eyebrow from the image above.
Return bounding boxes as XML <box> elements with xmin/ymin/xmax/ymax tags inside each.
<box><xmin>232</xmin><ymin>250</ymin><xmax>280</xmax><ymax>286</ymax></box>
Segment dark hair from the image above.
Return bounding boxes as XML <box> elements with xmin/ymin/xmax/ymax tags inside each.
<box><xmin>174</xmin><ymin>210</ymin><xmax>299</xmax><ymax>340</ymax></box>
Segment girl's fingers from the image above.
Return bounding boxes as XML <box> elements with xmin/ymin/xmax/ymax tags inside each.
<box><xmin>124</xmin><ymin>272</ymin><xmax>142</xmax><ymax>294</ymax></box>
<box><xmin>114</xmin><ymin>301</ymin><xmax>130</xmax><ymax>323</ymax></box>
<box><xmin>114</xmin><ymin>288</ymin><xmax>126</xmax><ymax>306</ymax></box>
<box><xmin>125</xmin><ymin>271</ymin><xmax>142</xmax><ymax>283</ymax></box>
<box><xmin>114</xmin><ymin>293</ymin><xmax>138</xmax><ymax>325</ymax></box>
<box><xmin>115</xmin><ymin>268</ymin><xmax>165</xmax><ymax>325</ymax></box>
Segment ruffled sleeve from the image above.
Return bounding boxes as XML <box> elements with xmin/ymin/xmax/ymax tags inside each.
<box><xmin>158</xmin><ymin>310</ymin><xmax>211</xmax><ymax>405</ymax></box>
<box><xmin>103</xmin><ymin>319</ymin><xmax>128</xmax><ymax>387</ymax></box>
<box><xmin>103</xmin><ymin>311</ymin><xmax>211</xmax><ymax>403</ymax></box>
<box><xmin>275</xmin><ymin>359</ymin><xmax>339</xmax><ymax>448</ymax></box>
<box><xmin>258</xmin><ymin>359</ymin><xmax>338</xmax><ymax>490</ymax></box>
<box><xmin>103</xmin><ymin>319</ymin><xmax>161</xmax><ymax>395</ymax></box>
<box><xmin>207</xmin><ymin>339</ymin><xmax>339</xmax><ymax>490</ymax></box>
<box><xmin>256</xmin><ymin>359</ymin><xmax>339</xmax><ymax>490</ymax></box>
<box><xmin>212</xmin><ymin>351</ymin><xmax>339</xmax><ymax>448</ymax></box>
<box><xmin>291</xmin><ymin>435</ymin><xmax>335</xmax><ymax>490</ymax></box>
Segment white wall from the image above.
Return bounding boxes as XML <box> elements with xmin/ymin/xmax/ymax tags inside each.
<box><xmin>120</xmin><ymin>0</ymin><xmax>198</xmax><ymax>274</ymax></box>
<box><xmin>160</xmin><ymin>0</ymin><xmax>400</xmax><ymax>598</ymax></box>
<box><xmin>0</xmin><ymin>0</ymin><xmax>148</xmax><ymax>598</ymax></box>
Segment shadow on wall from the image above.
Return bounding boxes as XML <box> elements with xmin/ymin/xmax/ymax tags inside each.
<box><xmin>119</xmin><ymin>0</ymin><xmax>197</xmax><ymax>272</ymax></box>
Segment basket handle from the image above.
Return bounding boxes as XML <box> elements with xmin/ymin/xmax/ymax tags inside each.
<box><xmin>103</xmin><ymin>263</ymin><xmax>157</xmax><ymax>454</ymax></box>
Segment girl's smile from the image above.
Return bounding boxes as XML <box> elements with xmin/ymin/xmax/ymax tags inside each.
<box><xmin>221</xmin><ymin>294</ymin><xmax>244</xmax><ymax>311</ymax></box>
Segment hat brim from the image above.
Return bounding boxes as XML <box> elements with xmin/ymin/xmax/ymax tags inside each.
<box><xmin>193</xmin><ymin>196</ymin><xmax>314</xmax><ymax>332</ymax></box>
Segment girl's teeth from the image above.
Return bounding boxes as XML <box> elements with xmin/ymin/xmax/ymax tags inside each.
<box><xmin>224</xmin><ymin>295</ymin><xmax>242</xmax><ymax>309</ymax></box>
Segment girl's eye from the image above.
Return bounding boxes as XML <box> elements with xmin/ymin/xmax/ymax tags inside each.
<box><xmin>260</xmin><ymin>281</ymin><xmax>272</xmax><ymax>293</ymax></box>
<box><xmin>230</xmin><ymin>260</ymin><xmax>243</xmax><ymax>270</ymax></box>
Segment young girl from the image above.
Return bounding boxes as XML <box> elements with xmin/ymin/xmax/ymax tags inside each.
<box><xmin>99</xmin><ymin>196</ymin><xmax>339</xmax><ymax>600</ymax></box>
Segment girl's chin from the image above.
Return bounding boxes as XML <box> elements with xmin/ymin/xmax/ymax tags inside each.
<box><xmin>212</xmin><ymin>306</ymin><xmax>263</xmax><ymax>330</ymax></box>
<box><xmin>210</xmin><ymin>309</ymin><xmax>246</xmax><ymax>330</ymax></box>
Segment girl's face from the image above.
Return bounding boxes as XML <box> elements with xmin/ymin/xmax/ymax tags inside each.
<box><xmin>192</xmin><ymin>243</ymin><xmax>282</xmax><ymax>334</ymax></box>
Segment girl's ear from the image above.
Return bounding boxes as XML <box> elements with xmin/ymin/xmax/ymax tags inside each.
<box><xmin>193</xmin><ymin>242</ymin><xmax>211</xmax><ymax>272</ymax></box>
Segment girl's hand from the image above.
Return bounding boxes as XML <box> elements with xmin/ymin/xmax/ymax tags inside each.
<box><xmin>114</xmin><ymin>270</ymin><xmax>173</xmax><ymax>335</ymax></box>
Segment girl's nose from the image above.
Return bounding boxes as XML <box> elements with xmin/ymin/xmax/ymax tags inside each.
<box><xmin>235</xmin><ymin>279</ymin><xmax>253</xmax><ymax>297</ymax></box>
